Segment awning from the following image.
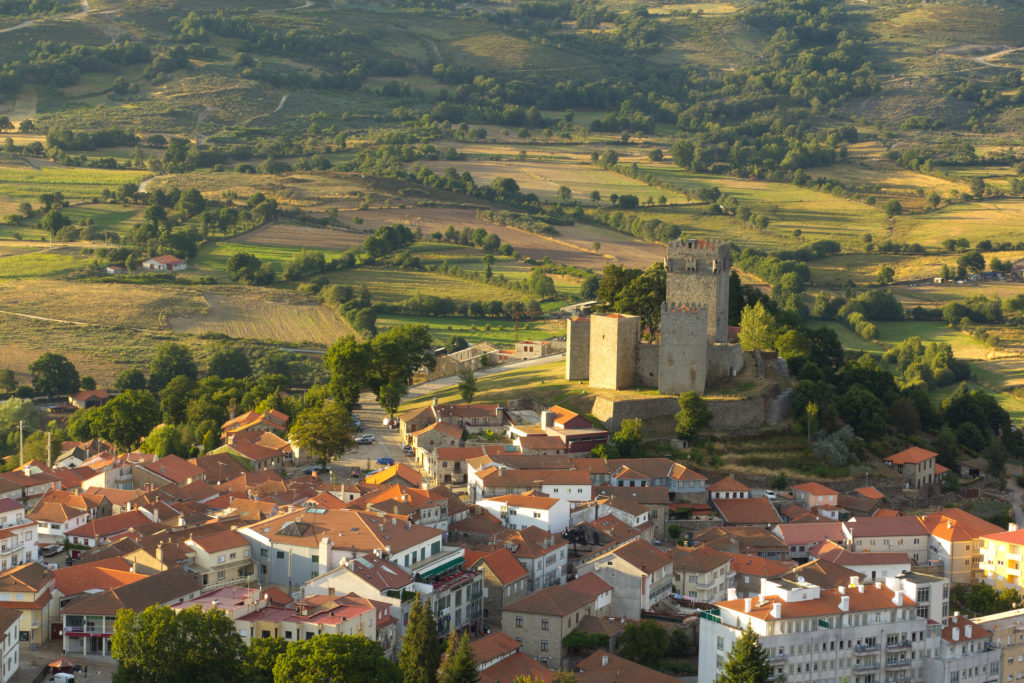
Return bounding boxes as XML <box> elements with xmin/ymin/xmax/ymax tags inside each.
<box><xmin>418</xmin><ymin>557</ymin><xmax>464</xmax><ymax>580</ymax></box>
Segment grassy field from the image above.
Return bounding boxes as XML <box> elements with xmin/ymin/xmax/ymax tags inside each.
<box><xmin>378</xmin><ymin>314</ymin><xmax>562</xmax><ymax>345</ymax></box>
<box><xmin>0</xmin><ymin>248</ymin><xmax>91</xmax><ymax>279</ymax></box>
<box><xmin>0</xmin><ymin>163</ymin><xmax>150</xmax><ymax>214</ymax></box>
<box><xmin>400</xmin><ymin>359</ymin><xmax>593</xmax><ymax>414</ymax></box>
<box><xmin>0</xmin><ymin>279</ymin><xmax>206</xmax><ymax>328</ymax></box>
<box><xmin>167</xmin><ymin>288</ymin><xmax>352</xmax><ymax>345</ymax></box>
<box><xmin>191</xmin><ymin>241</ymin><xmax>352</xmax><ymax>278</ymax></box>
<box><xmin>894</xmin><ymin>200</ymin><xmax>1024</xmax><ymax>247</ymax></box>
<box><xmin>326</xmin><ymin>266</ymin><xmax>529</xmax><ymax>304</ymax></box>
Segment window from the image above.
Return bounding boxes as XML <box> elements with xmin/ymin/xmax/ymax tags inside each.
<box><xmin>217</xmin><ymin>570</ymin><xmax>225</xmax><ymax>580</ymax></box>
<box><xmin>312</xmin><ymin>554</ymin><xmax>319</xmax><ymax>563</ymax></box>
<box><xmin>541</xmin><ymin>619</ymin><xmax>549</xmax><ymax>630</ymax></box>
<box><xmin>229</xmin><ymin>552</ymin><xmax>236</xmax><ymax>560</ymax></box>
<box><xmin>515</xmin><ymin>617</ymin><xmax>523</xmax><ymax>628</ymax></box>
<box><xmin>276</xmin><ymin>551</ymin><xmax>284</xmax><ymax>559</ymax></box>
<box><xmin>217</xmin><ymin>555</ymin><xmax>225</xmax><ymax>564</ymax></box>
<box><xmin>540</xmin><ymin>641</ymin><xmax>548</xmax><ymax>652</ymax></box>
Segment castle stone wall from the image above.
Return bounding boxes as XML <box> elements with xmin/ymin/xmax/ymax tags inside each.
<box><xmin>665</xmin><ymin>238</ymin><xmax>731</xmax><ymax>343</ymax></box>
<box><xmin>707</xmin><ymin>343</ymin><xmax>744</xmax><ymax>385</ymax></box>
<box><xmin>658</xmin><ymin>303</ymin><xmax>708</xmax><ymax>395</ymax></box>
<box><xmin>565</xmin><ymin>317</ymin><xmax>591</xmax><ymax>381</ymax></box>
<box><xmin>637</xmin><ymin>343</ymin><xmax>660</xmax><ymax>387</ymax></box>
<box><xmin>592</xmin><ymin>385</ymin><xmax>779</xmax><ymax>432</ymax></box>
<box><xmin>589</xmin><ymin>314</ymin><xmax>640</xmax><ymax>390</ymax></box>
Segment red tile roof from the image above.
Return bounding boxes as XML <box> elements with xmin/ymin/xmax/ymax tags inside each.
<box><xmin>885</xmin><ymin>446</ymin><xmax>937</xmax><ymax>465</ymax></box>
<box><xmin>714</xmin><ymin>498</ymin><xmax>782</xmax><ymax>525</ymax></box>
<box><xmin>708</xmin><ymin>475</ymin><xmax>751</xmax><ymax>492</ymax></box>
<box><xmin>471</xmin><ymin>548</ymin><xmax>527</xmax><ymax>585</ymax></box>
<box><xmin>792</xmin><ymin>482</ymin><xmax>838</xmax><ymax>497</ymax></box>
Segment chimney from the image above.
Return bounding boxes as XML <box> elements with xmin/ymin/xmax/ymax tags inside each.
<box><xmin>965</xmin><ymin>624</ymin><xmax>972</xmax><ymax>638</ymax></box>
<box><xmin>874</xmin><ymin>581</ymin><xmax>882</xmax><ymax>590</ymax></box>
<box><xmin>839</xmin><ymin>595</ymin><xmax>850</xmax><ymax>612</ymax></box>
<box><xmin>952</xmin><ymin>626</ymin><xmax>960</xmax><ymax>641</ymax></box>
<box><xmin>744</xmin><ymin>597</ymin><xmax>752</xmax><ymax>612</ymax></box>
<box><xmin>156</xmin><ymin>541</ymin><xmax>164</xmax><ymax>563</ymax></box>
<box><xmin>893</xmin><ymin>591</ymin><xmax>904</xmax><ymax>607</ymax></box>
<box><xmin>727</xmin><ymin>588</ymin><xmax>737</xmax><ymax>601</ymax></box>
<box><xmin>838</xmin><ymin>585</ymin><xmax>846</xmax><ymax>595</ymax></box>
<box><xmin>432</xmin><ymin>398</ymin><xmax>438</xmax><ymax>408</ymax></box>
<box><xmin>850</xmin><ymin>575</ymin><xmax>859</xmax><ymax>587</ymax></box>
<box><xmin>1011</xmin><ymin>522</ymin><xmax>1019</xmax><ymax>532</ymax></box>
<box><xmin>770</xmin><ymin>602</ymin><xmax>781</xmax><ymax>618</ymax></box>
<box><xmin>328</xmin><ymin>587</ymin><xmax>335</xmax><ymax>597</ymax></box>
<box><xmin>392</xmin><ymin>517</ymin><xmax>397</xmax><ymax>526</ymax></box>
<box><xmin>540</xmin><ymin>411</ymin><xmax>554</xmax><ymax>429</ymax></box>
<box><xmin>601</xmin><ymin>655</ymin><xmax>608</xmax><ymax>667</ymax></box>
<box><xmin>858</xmin><ymin>584</ymin><xmax>865</xmax><ymax>594</ymax></box>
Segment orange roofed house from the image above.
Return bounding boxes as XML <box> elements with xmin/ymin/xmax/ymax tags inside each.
<box><xmin>884</xmin><ymin>446</ymin><xmax>947</xmax><ymax>489</ymax></box>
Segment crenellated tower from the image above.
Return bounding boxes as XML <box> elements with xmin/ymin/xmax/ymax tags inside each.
<box><xmin>664</xmin><ymin>238</ymin><xmax>731</xmax><ymax>343</ymax></box>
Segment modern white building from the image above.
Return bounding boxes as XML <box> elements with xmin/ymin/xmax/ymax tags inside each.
<box><xmin>698</xmin><ymin>573</ymin><xmax>948</xmax><ymax>683</ymax></box>
<box><xmin>476</xmin><ymin>494</ymin><xmax>570</xmax><ymax>534</ymax></box>
<box><xmin>923</xmin><ymin>613</ymin><xmax>1000</xmax><ymax>683</ymax></box>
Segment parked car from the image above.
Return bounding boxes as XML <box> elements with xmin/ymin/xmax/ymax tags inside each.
<box><xmin>302</xmin><ymin>466</ymin><xmax>329</xmax><ymax>475</ymax></box>
<box><xmin>376</xmin><ymin>457</ymin><xmax>394</xmax><ymax>466</ymax></box>
<box><xmin>402</xmin><ymin>445</ymin><xmax>413</xmax><ymax>453</ymax></box>
<box><xmin>40</xmin><ymin>544</ymin><xmax>62</xmax><ymax>557</ymax></box>
<box><xmin>764</xmin><ymin>489</ymin><xmax>778</xmax><ymax>500</ymax></box>
<box><xmin>356</xmin><ymin>434</ymin><xmax>376</xmax><ymax>445</ymax></box>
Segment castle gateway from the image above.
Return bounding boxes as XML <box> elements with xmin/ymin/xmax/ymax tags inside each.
<box><xmin>565</xmin><ymin>238</ymin><xmax>744</xmax><ymax>395</ymax></box>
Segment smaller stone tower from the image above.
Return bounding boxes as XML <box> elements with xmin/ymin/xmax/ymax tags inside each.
<box><xmin>665</xmin><ymin>238</ymin><xmax>732</xmax><ymax>343</ymax></box>
<box><xmin>658</xmin><ymin>302</ymin><xmax>709</xmax><ymax>395</ymax></box>
<box><xmin>589</xmin><ymin>313</ymin><xmax>641</xmax><ymax>390</ymax></box>
<box><xmin>565</xmin><ymin>316</ymin><xmax>591</xmax><ymax>381</ymax></box>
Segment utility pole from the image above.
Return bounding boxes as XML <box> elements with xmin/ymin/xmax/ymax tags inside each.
<box><xmin>47</xmin><ymin>432</ymin><xmax>52</xmax><ymax>468</ymax></box>
<box><xmin>18</xmin><ymin>421</ymin><xmax>23</xmax><ymax>468</ymax></box>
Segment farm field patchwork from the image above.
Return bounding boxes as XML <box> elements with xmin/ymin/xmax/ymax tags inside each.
<box><xmin>0</xmin><ymin>163</ymin><xmax>150</xmax><ymax>213</ymax></box>
<box><xmin>377</xmin><ymin>314</ymin><xmax>561</xmax><ymax>345</ymax></box>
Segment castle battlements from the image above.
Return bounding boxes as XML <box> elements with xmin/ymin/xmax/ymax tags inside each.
<box><xmin>662</xmin><ymin>301</ymin><xmax>708</xmax><ymax>315</ymax></box>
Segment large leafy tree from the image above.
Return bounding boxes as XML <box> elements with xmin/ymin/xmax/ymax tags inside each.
<box><xmin>364</xmin><ymin>325</ymin><xmax>435</xmax><ymax>415</ymax></box>
<box><xmin>111</xmin><ymin>605</ymin><xmax>245</xmax><ymax>683</ymax></box>
<box><xmin>289</xmin><ymin>401</ymin><xmax>354</xmax><ymax>469</ymax></box>
<box><xmin>272</xmin><ymin>633</ymin><xmax>400</xmax><ymax>683</ymax></box>
<box><xmin>115</xmin><ymin>368</ymin><xmax>147</xmax><ymax>392</ymax></box>
<box><xmin>457</xmin><ymin>367</ymin><xmax>477</xmax><ymax>404</ymax></box>
<box><xmin>715</xmin><ymin>624</ymin><xmax>772</xmax><ymax>683</ymax></box>
<box><xmin>437</xmin><ymin>631</ymin><xmax>479</xmax><ymax>683</ymax></box>
<box><xmin>159</xmin><ymin>375</ymin><xmax>196</xmax><ymax>424</ymax></box>
<box><xmin>737</xmin><ymin>301</ymin><xmax>778</xmax><ymax>352</ymax></box>
<box><xmin>29</xmin><ymin>352</ymin><xmax>79</xmax><ymax>396</ymax></box>
<box><xmin>325</xmin><ymin>335</ymin><xmax>371</xmax><ymax>411</ymax></box>
<box><xmin>612</xmin><ymin>418</ymin><xmax>644</xmax><ymax>459</ymax></box>
<box><xmin>675</xmin><ymin>391</ymin><xmax>712</xmax><ymax>439</ymax></box>
<box><xmin>245</xmin><ymin>636</ymin><xmax>288</xmax><ymax>683</ymax></box>
<box><xmin>207</xmin><ymin>345</ymin><xmax>252</xmax><ymax>380</ymax></box>
<box><xmin>399</xmin><ymin>595</ymin><xmax>442</xmax><ymax>683</ymax></box>
<box><xmin>149</xmin><ymin>342</ymin><xmax>197</xmax><ymax>392</ymax></box>
<box><xmin>68</xmin><ymin>389</ymin><xmax>160</xmax><ymax>450</ymax></box>
<box><xmin>617</xmin><ymin>620</ymin><xmax>668</xmax><ymax>668</ymax></box>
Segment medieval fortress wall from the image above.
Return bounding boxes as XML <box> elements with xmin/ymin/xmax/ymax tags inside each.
<box><xmin>566</xmin><ymin>238</ymin><xmax>742</xmax><ymax>396</ymax></box>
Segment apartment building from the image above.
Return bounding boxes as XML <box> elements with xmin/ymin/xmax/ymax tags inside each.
<box><xmin>698</xmin><ymin>574</ymin><xmax>935</xmax><ymax>683</ymax></box>
<box><xmin>0</xmin><ymin>499</ymin><xmax>38</xmax><ymax>568</ymax></box>
<box><xmin>973</xmin><ymin>607</ymin><xmax>1024</xmax><ymax>683</ymax></box>
<box><xmin>923</xmin><ymin>614</ymin><xmax>1000</xmax><ymax>683</ymax></box>
<box><xmin>669</xmin><ymin>545</ymin><xmax>733</xmax><ymax>604</ymax></box>
<box><xmin>920</xmin><ymin>508</ymin><xmax>1002</xmax><ymax>584</ymax></box>
<box><xmin>843</xmin><ymin>516</ymin><xmax>930</xmax><ymax>562</ymax></box>
<box><xmin>476</xmin><ymin>494</ymin><xmax>570</xmax><ymax>534</ymax></box>
<box><xmin>576</xmin><ymin>539</ymin><xmax>673</xmax><ymax>619</ymax></box>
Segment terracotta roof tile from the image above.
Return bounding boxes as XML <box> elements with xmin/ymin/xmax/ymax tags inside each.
<box><xmin>885</xmin><ymin>446</ymin><xmax>937</xmax><ymax>465</ymax></box>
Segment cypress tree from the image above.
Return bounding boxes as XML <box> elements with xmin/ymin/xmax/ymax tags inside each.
<box><xmin>398</xmin><ymin>595</ymin><xmax>441</xmax><ymax>683</ymax></box>
<box><xmin>716</xmin><ymin>624</ymin><xmax>773</xmax><ymax>683</ymax></box>
<box><xmin>437</xmin><ymin>632</ymin><xmax>479</xmax><ymax>683</ymax></box>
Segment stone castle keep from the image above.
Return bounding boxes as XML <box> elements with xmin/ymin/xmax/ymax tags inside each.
<box><xmin>566</xmin><ymin>238</ymin><xmax>744</xmax><ymax>395</ymax></box>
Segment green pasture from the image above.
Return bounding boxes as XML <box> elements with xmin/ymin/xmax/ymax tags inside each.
<box><xmin>192</xmin><ymin>241</ymin><xmax>351</xmax><ymax>278</ymax></box>
<box><xmin>378</xmin><ymin>314</ymin><xmax>561</xmax><ymax>345</ymax></box>
<box><xmin>0</xmin><ymin>164</ymin><xmax>150</xmax><ymax>206</ymax></box>
<box><xmin>0</xmin><ymin>249</ymin><xmax>90</xmax><ymax>279</ymax></box>
<box><xmin>894</xmin><ymin>199</ymin><xmax>1024</xmax><ymax>247</ymax></box>
<box><xmin>326</xmin><ymin>266</ymin><xmax>536</xmax><ymax>305</ymax></box>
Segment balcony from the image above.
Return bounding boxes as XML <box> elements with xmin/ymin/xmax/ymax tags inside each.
<box><xmin>853</xmin><ymin>661</ymin><xmax>879</xmax><ymax>673</ymax></box>
<box><xmin>1008</xmin><ymin>566</ymin><xmax>1021</xmax><ymax>577</ymax></box>
<box><xmin>1009</xmin><ymin>553</ymin><xmax>1022</xmax><ymax>563</ymax></box>
<box><xmin>979</xmin><ymin>561</ymin><xmax>996</xmax><ymax>572</ymax></box>
<box><xmin>855</xmin><ymin>643</ymin><xmax>880</xmax><ymax>653</ymax></box>
<box><xmin>885</xmin><ymin>658</ymin><xmax>910</xmax><ymax>668</ymax></box>
<box><xmin>768</xmin><ymin>653</ymin><xmax>787</xmax><ymax>664</ymax></box>
<box><xmin>886</xmin><ymin>640</ymin><xmax>912</xmax><ymax>651</ymax></box>
<box><xmin>408</xmin><ymin>546</ymin><xmax>465</xmax><ymax>581</ymax></box>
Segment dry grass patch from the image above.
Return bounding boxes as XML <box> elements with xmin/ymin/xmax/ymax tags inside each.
<box><xmin>168</xmin><ymin>288</ymin><xmax>352</xmax><ymax>344</ymax></box>
<box><xmin>233</xmin><ymin>223</ymin><xmax>369</xmax><ymax>251</ymax></box>
<box><xmin>894</xmin><ymin>199</ymin><xmax>1024</xmax><ymax>246</ymax></box>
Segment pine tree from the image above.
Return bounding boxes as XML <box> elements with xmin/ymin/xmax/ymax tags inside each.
<box><xmin>398</xmin><ymin>595</ymin><xmax>442</xmax><ymax>683</ymax></box>
<box><xmin>437</xmin><ymin>632</ymin><xmax>479</xmax><ymax>683</ymax></box>
<box><xmin>716</xmin><ymin>624</ymin><xmax>773</xmax><ymax>683</ymax></box>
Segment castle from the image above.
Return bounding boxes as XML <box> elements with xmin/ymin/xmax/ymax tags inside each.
<box><xmin>566</xmin><ymin>238</ymin><xmax>744</xmax><ymax>395</ymax></box>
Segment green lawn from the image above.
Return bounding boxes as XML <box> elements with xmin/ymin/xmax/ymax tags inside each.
<box><xmin>378</xmin><ymin>313</ymin><xmax>562</xmax><ymax>345</ymax></box>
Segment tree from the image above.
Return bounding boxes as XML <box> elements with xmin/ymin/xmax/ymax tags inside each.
<box><xmin>0</xmin><ymin>369</ymin><xmax>16</xmax><ymax>394</ymax></box>
<box><xmin>675</xmin><ymin>391</ymin><xmax>712</xmax><ymax>439</ymax></box>
<box><xmin>325</xmin><ymin>336</ymin><xmax>371</xmax><ymax>411</ymax></box>
<box><xmin>774</xmin><ymin>329</ymin><xmax>811</xmax><ymax>360</ymax></box>
<box><xmin>366</xmin><ymin>325</ymin><xmax>435</xmax><ymax>413</ymax></box>
<box><xmin>272</xmin><ymin>634</ymin><xmax>400</xmax><ymax>683</ymax></box>
<box><xmin>715</xmin><ymin>624</ymin><xmax>772</xmax><ymax>683</ymax></box>
<box><xmin>737</xmin><ymin>302</ymin><xmax>778</xmax><ymax>351</ymax></box>
<box><xmin>457</xmin><ymin>368</ymin><xmax>477</xmax><ymax>403</ymax></box>
<box><xmin>0</xmin><ymin>117</ymin><xmax>10</xmax><ymax>133</ymax></box>
<box><xmin>0</xmin><ymin>398</ymin><xmax>38</xmax><ymax>437</ymax></box>
<box><xmin>957</xmin><ymin>250</ymin><xmax>986</xmax><ymax>274</ymax></box>
<box><xmin>612</xmin><ymin>418</ymin><xmax>644</xmax><ymax>458</ymax></box>
<box><xmin>617</xmin><ymin>620</ymin><xmax>669</xmax><ymax>668</ymax></box>
<box><xmin>177</xmin><ymin>188</ymin><xmax>206</xmax><ymax>217</ymax></box>
<box><xmin>115</xmin><ymin>368</ymin><xmax>147</xmax><ymax>392</ymax></box>
<box><xmin>289</xmin><ymin>402</ymin><xmax>354</xmax><ymax>469</ymax></box>
<box><xmin>18</xmin><ymin>119</ymin><xmax>36</xmax><ymax>133</ymax></box>
<box><xmin>884</xmin><ymin>199</ymin><xmax>903</xmax><ymax>217</ymax></box>
<box><xmin>159</xmin><ymin>375</ymin><xmax>196</xmax><ymax>424</ymax></box>
<box><xmin>398</xmin><ymin>595</ymin><xmax>442</xmax><ymax>683</ymax></box>
<box><xmin>111</xmin><ymin>605</ymin><xmax>245</xmax><ymax>683</ymax></box>
<box><xmin>770</xmin><ymin>471</ymin><xmax>788</xmax><ymax>491</ymax></box>
<box><xmin>149</xmin><ymin>342</ymin><xmax>197</xmax><ymax>392</ymax></box>
<box><xmin>438</xmin><ymin>632</ymin><xmax>479</xmax><ymax>683</ymax></box>
<box><xmin>245</xmin><ymin>637</ymin><xmax>288</xmax><ymax>683</ymax></box>
<box><xmin>969</xmin><ymin>176</ymin><xmax>986</xmax><ymax>198</ymax></box>
<box><xmin>805</xmin><ymin>401</ymin><xmax>819</xmax><ymax>442</ymax></box>
<box><xmin>877</xmin><ymin>265</ymin><xmax>895</xmax><ymax>285</ymax></box>
<box><xmin>29</xmin><ymin>352</ymin><xmax>79</xmax><ymax>396</ymax></box>
<box><xmin>207</xmin><ymin>346</ymin><xmax>252</xmax><ymax>380</ymax></box>
<box><xmin>68</xmin><ymin>389</ymin><xmax>161</xmax><ymax>450</ymax></box>
<box><xmin>528</xmin><ymin>268</ymin><xmax>557</xmax><ymax>299</ymax></box>
<box><xmin>142</xmin><ymin>424</ymin><xmax>186</xmax><ymax>458</ymax></box>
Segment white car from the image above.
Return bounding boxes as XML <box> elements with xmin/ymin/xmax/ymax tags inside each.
<box><xmin>764</xmin><ymin>489</ymin><xmax>778</xmax><ymax>500</ymax></box>
<box><xmin>355</xmin><ymin>434</ymin><xmax>375</xmax><ymax>445</ymax></box>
